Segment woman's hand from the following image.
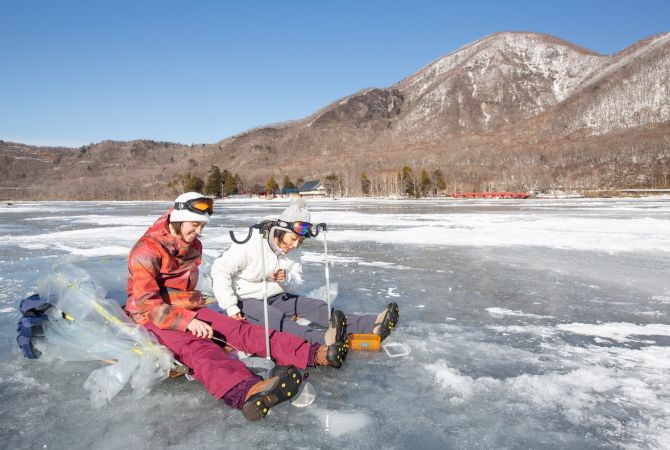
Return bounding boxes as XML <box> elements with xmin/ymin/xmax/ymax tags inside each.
<box><xmin>187</xmin><ymin>318</ymin><xmax>213</xmax><ymax>339</ymax></box>
<box><xmin>271</xmin><ymin>269</ymin><xmax>286</xmax><ymax>282</ymax></box>
<box><xmin>231</xmin><ymin>312</ymin><xmax>244</xmax><ymax>320</ymax></box>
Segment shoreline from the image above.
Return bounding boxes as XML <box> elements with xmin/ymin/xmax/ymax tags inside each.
<box><xmin>2</xmin><ymin>193</ymin><xmax>670</xmax><ymax>205</ymax></box>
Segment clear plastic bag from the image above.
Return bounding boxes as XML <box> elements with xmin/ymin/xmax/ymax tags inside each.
<box><xmin>35</xmin><ymin>256</ymin><xmax>174</xmax><ymax>408</ymax></box>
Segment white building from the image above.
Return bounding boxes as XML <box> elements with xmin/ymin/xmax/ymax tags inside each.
<box><xmin>298</xmin><ymin>180</ymin><xmax>327</xmax><ymax>197</ymax></box>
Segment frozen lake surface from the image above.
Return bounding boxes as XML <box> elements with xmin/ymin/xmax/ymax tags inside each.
<box><xmin>1</xmin><ymin>197</ymin><xmax>670</xmax><ymax>449</ymax></box>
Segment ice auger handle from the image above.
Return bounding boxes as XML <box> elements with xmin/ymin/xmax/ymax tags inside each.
<box><xmin>229</xmin><ymin>224</ymin><xmax>262</xmax><ymax>244</ymax></box>
<box><xmin>309</xmin><ymin>223</ymin><xmax>327</xmax><ymax>238</ymax></box>
<box><xmin>231</xmin><ymin>221</ymin><xmax>326</xmax><ymax>242</ymax></box>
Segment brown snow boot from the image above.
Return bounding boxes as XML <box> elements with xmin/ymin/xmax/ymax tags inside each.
<box><xmin>373</xmin><ymin>302</ymin><xmax>400</xmax><ymax>341</ymax></box>
<box><xmin>242</xmin><ymin>366</ymin><xmax>303</xmax><ymax>421</ymax></box>
<box><xmin>324</xmin><ymin>309</ymin><xmax>347</xmax><ymax>346</ymax></box>
<box><xmin>315</xmin><ymin>340</ymin><xmax>349</xmax><ymax>369</ymax></box>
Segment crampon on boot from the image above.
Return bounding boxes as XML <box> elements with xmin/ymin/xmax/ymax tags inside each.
<box><xmin>324</xmin><ymin>309</ymin><xmax>348</xmax><ymax>346</ymax></box>
<box><xmin>373</xmin><ymin>302</ymin><xmax>400</xmax><ymax>341</ymax></box>
<box><xmin>315</xmin><ymin>338</ymin><xmax>349</xmax><ymax>368</ymax></box>
<box><xmin>242</xmin><ymin>366</ymin><xmax>303</xmax><ymax>421</ymax></box>
<box><xmin>326</xmin><ymin>339</ymin><xmax>349</xmax><ymax>368</ymax></box>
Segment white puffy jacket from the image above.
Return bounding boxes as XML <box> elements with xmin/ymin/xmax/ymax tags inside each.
<box><xmin>211</xmin><ymin>229</ymin><xmax>303</xmax><ymax>316</ymax></box>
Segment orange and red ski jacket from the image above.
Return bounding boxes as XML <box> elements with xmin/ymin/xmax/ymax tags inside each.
<box><xmin>126</xmin><ymin>211</ymin><xmax>205</xmax><ymax>331</ymax></box>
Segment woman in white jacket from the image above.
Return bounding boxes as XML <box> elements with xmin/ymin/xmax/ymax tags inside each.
<box><xmin>211</xmin><ymin>197</ymin><xmax>399</xmax><ymax>345</ymax></box>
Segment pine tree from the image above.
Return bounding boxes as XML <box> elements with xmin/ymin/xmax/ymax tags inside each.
<box><xmin>432</xmin><ymin>169</ymin><xmax>446</xmax><ymax>195</ymax></box>
<box><xmin>361</xmin><ymin>172</ymin><xmax>371</xmax><ymax>196</ymax></box>
<box><xmin>323</xmin><ymin>172</ymin><xmax>339</xmax><ymax>197</ymax></box>
<box><xmin>182</xmin><ymin>173</ymin><xmax>204</xmax><ymax>193</ymax></box>
<box><xmin>233</xmin><ymin>173</ymin><xmax>242</xmax><ymax>193</ymax></box>
<box><xmin>204</xmin><ymin>166</ymin><xmax>223</xmax><ymax>197</ymax></box>
<box><xmin>265</xmin><ymin>177</ymin><xmax>279</xmax><ymax>195</ymax></box>
<box><xmin>282</xmin><ymin>175</ymin><xmax>295</xmax><ymax>190</ymax></box>
<box><xmin>223</xmin><ymin>172</ymin><xmax>237</xmax><ymax>196</ymax></box>
<box><xmin>419</xmin><ymin>169</ymin><xmax>432</xmax><ymax>197</ymax></box>
<box><xmin>401</xmin><ymin>166</ymin><xmax>415</xmax><ymax>197</ymax></box>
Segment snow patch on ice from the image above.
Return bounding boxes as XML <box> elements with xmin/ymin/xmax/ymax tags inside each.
<box><xmin>0</xmin><ymin>307</ymin><xmax>15</xmax><ymax>313</ymax></box>
<box><xmin>4</xmin><ymin>225</ymin><xmax>145</xmax><ymax>246</ymax></box>
<box><xmin>53</xmin><ymin>244</ymin><xmax>131</xmax><ymax>257</ymax></box>
<box><xmin>301</xmin><ymin>252</ymin><xmax>362</xmax><ymax>265</ymax></box>
<box><xmin>315</xmin><ymin>209</ymin><xmax>670</xmax><ymax>253</ymax></box>
<box><xmin>357</xmin><ymin>261</ymin><xmax>410</xmax><ymax>269</ymax></box>
<box><xmin>486</xmin><ymin>307</ymin><xmax>554</xmax><ymax>319</ymax></box>
<box><xmin>425</xmin><ymin>360</ymin><xmax>478</xmax><ymax>402</ymax></box>
<box><xmin>558</xmin><ymin>322</ymin><xmax>670</xmax><ymax>343</ymax></box>
<box><xmin>652</xmin><ymin>295</ymin><xmax>670</xmax><ymax>304</ymax></box>
<box><xmin>427</xmin><ymin>345</ymin><xmax>670</xmax><ymax>438</ymax></box>
<box><xmin>24</xmin><ymin>215</ymin><xmax>154</xmax><ymax>226</ymax></box>
<box><xmin>386</xmin><ymin>287</ymin><xmax>400</xmax><ymax>297</ymax></box>
<box><xmin>637</xmin><ymin>311</ymin><xmax>667</xmax><ymax>317</ymax></box>
<box><xmin>308</xmin><ymin>408</ymin><xmax>372</xmax><ymax>437</ymax></box>
<box><xmin>488</xmin><ymin>324</ymin><xmax>558</xmax><ymax>338</ymax></box>
<box><xmin>19</xmin><ymin>243</ymin><xmax>49</xmax><ymax>250</ymax></box>
<box><xmin>300</xmin><ymin>251</ymin><xmax>409</xmax><ymax>269</ymax></box>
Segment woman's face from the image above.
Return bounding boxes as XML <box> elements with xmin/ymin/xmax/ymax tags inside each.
<box><xmin>276</xmin><ymin>232</ymin><xmax>304</xmax><ymax>254</ymax></box>
<box><xmin>178</xmin><ymin>221</ymin><xmax>206</xmax><ymax>243</ymax></box>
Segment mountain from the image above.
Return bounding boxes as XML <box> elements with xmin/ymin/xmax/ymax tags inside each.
<box><xmin>2</xmin><ymin>31</ymin><xmax>669</xmax><ymax>200</ymax></box>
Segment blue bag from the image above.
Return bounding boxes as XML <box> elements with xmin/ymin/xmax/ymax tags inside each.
<box><xmin>20</xmin><ymin>293</ymin><xmax>52</xmax><ymax>316</ymax></box>
<box><xmin>16</xmin><ymin>294</ymin><xmax>53</xmax><ymax>359</ymax></box>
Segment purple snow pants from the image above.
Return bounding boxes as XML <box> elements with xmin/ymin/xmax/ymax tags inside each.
<box><xmin>239</xmin><ymin>293</ymin><xmax>378</xmax><ymax>345</ymax></box>
<box><xmin>145</xmin><ymin>307</ymin><xmax>311</xmax><ymax>400</ymax></box>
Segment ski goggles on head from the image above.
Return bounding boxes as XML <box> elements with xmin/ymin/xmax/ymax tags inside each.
<box><xmin>276</xmin><ymin>220</ymin><xmax>313</xmax><ymax>237</ymax></box>
<box><xmin>174</xmin><ymin>197</ymin><xmax>214</xmax><ymax>216</ymax></box>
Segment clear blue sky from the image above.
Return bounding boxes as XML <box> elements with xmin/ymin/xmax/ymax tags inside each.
<box><xmin>1</xmin><ymin>0</ymin><xmax>668</xmax><ymax>147</ymax></box>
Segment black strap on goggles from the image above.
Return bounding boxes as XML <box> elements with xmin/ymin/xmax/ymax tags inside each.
<box><xmin>174</xmin><ymin>197</ymin><xmax>214</xmax><ymax>216</ymax></box>
<box><xmin>275</xmin><ymin>220</ymin><xmax>315</xmax><ymax>237</ymax></box>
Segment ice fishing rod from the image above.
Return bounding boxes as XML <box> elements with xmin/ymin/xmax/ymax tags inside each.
<box><xmin>260</xmin><ymin>226</ymin><xmax>271</xmax><ymax>363</ymax></box>
<box><xmin>228</xmin><ymin>222</ymin><xmax>274</xmax><ymax>370</ymax></box>
<box><xmin>315</xmin><ymin>224</ymin><xmax>332</xmax><ymax>323</ymax></box>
